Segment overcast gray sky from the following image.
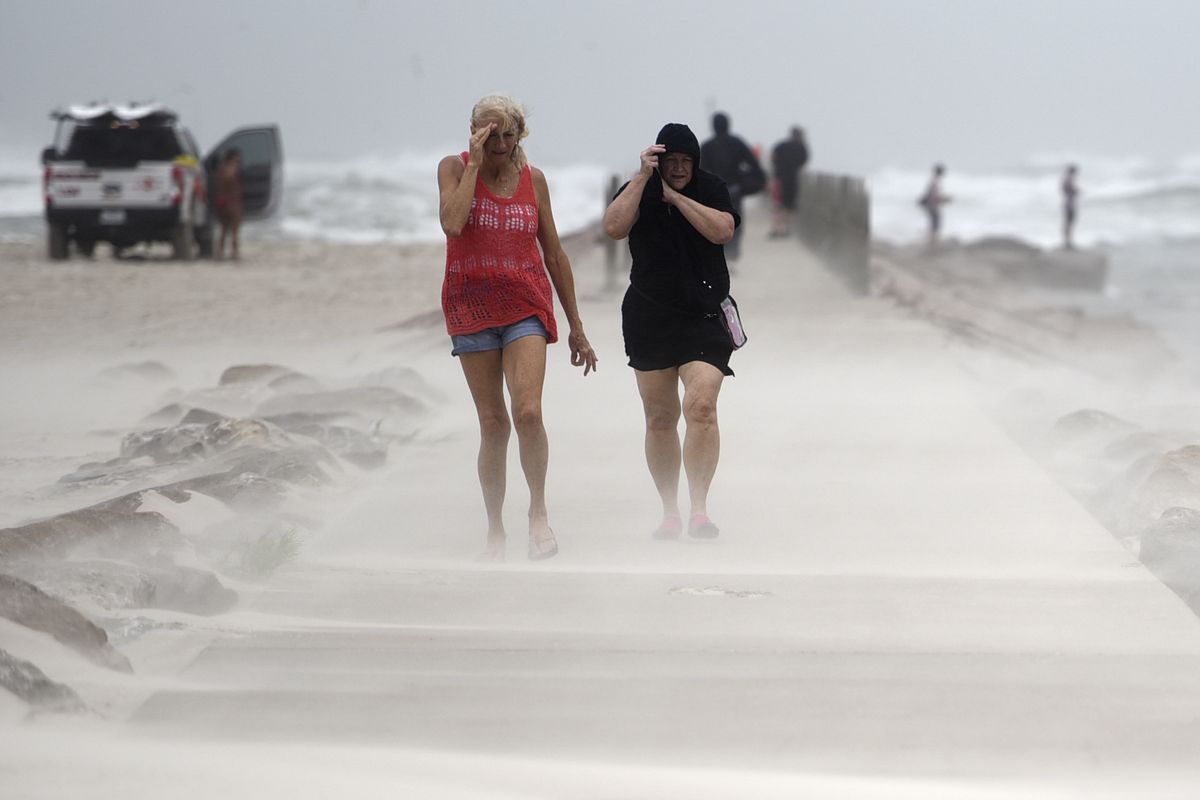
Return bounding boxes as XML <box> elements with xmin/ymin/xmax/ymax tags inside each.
<box><xmin>2</xmin><ymin>0</ymin><xmax>1197</xmax><ymax>173</ymax></box>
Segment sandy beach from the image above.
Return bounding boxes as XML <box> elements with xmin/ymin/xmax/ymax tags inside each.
<box><xmin>5</xmin><ymin>210</ymin><xmax>1200</xmax><ymax>797</ymax></box>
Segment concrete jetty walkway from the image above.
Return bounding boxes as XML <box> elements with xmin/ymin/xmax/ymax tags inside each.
<box><xmin>51</xmin><ymin>211</ymin><xmax>1200</xmax><ymax>797</ymax></box>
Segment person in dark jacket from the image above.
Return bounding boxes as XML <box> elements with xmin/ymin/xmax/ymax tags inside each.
<box><xmin>700</xmin><ymin>112</ymin><xmax>764</xmax><ymax>264</ymax></box>
<box><xmin>603</xmin><ymin>123</ymin><xmax>739</xmax><ymax>541</ymax></box>
<box><xmin>769</xmin><ymin>126</ymin><xmax>810</xmax><ymax>237</ymax></box>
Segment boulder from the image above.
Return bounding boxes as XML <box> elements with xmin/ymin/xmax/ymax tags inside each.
<box><xmin>0</xmin><ymin>648</ymin><xmax>88</xmax><ymax>714</ymax></box>
<box><xmin>179</xmin><ymin>408</ymin><xmax>228</xmax><ymax>426</ymax></box>
<box><xmin>275</xmin><ymin>421</ymin><xmax>388</xmax><ymax>469</ymax></box>
<box><xmin>255</xmin><ymin>386</ymin><xmax>426</xmax><ymax>420</ymax></box>
<box><xmin>96</xmin><ymin>360</ymin><xmax>176</xmax><ymax>383</ymax></box>
<box><xmin>219</xmin><ymin>363</ymin><xmax>303</xmax><ymax>386</ymax></box>
<box><xmin>358</xmin><ymin>365</ymin><xmax>447</xmax><ymax>403</ymax></box>
<box><xmin>0</xmin><ymin>574</ymin><xmax>131</xmax><ymax>672</ymax></box>
<box><xmin>1048</xmin><ymin>409</ymin><xmax>1139</xmax><ymax>455</ymax></box>
<box><xmin>1125</xmin><ymin>446</ymin><xmax>1200</xmax><ymax>534</ymax></box>
<box><xmin>121</xmin><ymin>417</ymin><xmax>292</xmax><ymax>464</ymax></box>
<box><xmin>0</xmin><ymin>501</ymin><xmax>180</xmax><ymax>562</ymax></box>
<box><xmin>15</xmin><ymin>560</ymin><xmax>156</xmax><ymax>611</ymax></box>
<box><xmin>14</xmin><ymin>559</ymin><xmax>237</xmax><ymax>615</ymax></box>
<box><xmin>1140</xmin><ymin>507</ymin><xmax>1200</xmax><ymax>611</ymax></box>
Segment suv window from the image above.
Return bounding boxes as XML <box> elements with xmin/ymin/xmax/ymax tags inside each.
<box><xmin>64</xmin><ymin>125</ymin><xmax>184</xmax><ymax>167</ymax></box>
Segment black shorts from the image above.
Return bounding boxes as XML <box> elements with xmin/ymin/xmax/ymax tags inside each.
<box><xmin>778</xmin><ymin>178</ymin><xmax>799</xmax><ymax>210</ymax></box>
<box><xmin>621</xmin><ymin>287</ymin><xmax>735</xmax><ymax>377</ymax></box>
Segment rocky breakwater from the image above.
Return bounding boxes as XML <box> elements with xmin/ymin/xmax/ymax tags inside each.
<box><xmin>1044</xmin><ymin>410</ymin><xmax>1200</xmax><ymax>613</ymax></box>
<box><xmin>870</xmin><ymin>238</ymin><xmax>1174</xmax><ymax>382</ymax></box>
<box><xmin>0</xmin><ymin>359</ymin><xmax>440</xmax><ymax>717</ymax></box>
<box><xmin>870</xmin><ymin>237</ymin><xmax>1200</xmax><ymax>617</ymax></box>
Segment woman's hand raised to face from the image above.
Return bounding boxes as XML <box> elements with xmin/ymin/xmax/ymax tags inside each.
<box><xmin>639</xmin><ymin>144</ymin><xmax>665</xmax><ymax>178</ymax></box>
<box><xmin>660</xmin><ymin>178</ymin><xmax>681</xmax><ymax>206</ymax></box>
<box><xmin>468</xmin><ymin>123</ymin><xmax>495</xmax><ymax>167</ymax></box>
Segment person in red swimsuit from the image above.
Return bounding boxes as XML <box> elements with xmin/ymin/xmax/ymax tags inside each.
<box><xmin>213</xmin><ymin>148</ymin><xmax>242</xmax><ymax>260</ymax></box>
<box><xmin>437</xmin><ymin>94</ymin><xmax>598</xmax><ymax>562</ymax></box>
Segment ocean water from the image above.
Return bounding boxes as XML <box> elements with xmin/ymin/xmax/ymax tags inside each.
<box><xmin>0</xmin><ymin>147</ymin><xmax>607</xmax><ymax>245</ymax></box>
<box><xmin>868</xmin><ymin>154</ymin><xmax>1200</xmax><ymax>249</ymax></box>
<box><xmin>4</xmin><ymin>147</ymin><xmax>1198</xmax><ymax>370</ymax></box>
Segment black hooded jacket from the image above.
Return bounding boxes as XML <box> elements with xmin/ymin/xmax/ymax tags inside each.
<box><xmin>615</xmin><ymin>123</ymin><xmax>741</xmax><ymax>313</ymax></box>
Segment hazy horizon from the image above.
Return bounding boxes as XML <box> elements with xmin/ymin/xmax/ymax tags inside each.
<box><xmin>3</xmin><ymin>0</ymin><xmax>1200</xmax><ymax>175</ymax></box>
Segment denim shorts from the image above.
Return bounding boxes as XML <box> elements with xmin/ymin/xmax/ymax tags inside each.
<box><xmin>451</xmin><ymin>316</ymin><xmax>548</xmax><ymax>356</ymax></box>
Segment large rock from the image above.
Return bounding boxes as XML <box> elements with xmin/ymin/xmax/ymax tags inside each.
<box><xmin>0</xmin><ymin>574</ymin><xmax>131</xmax><ymax>672</ymax></box>
<box><xmin>96</xmin><ymin>360</ymin><xmax>176</xmax><ymax>383</ymax></box>
<box><xmin>0</xmin><ymin>648</ymin><xmax>88</xmax><ymax>714</ymax></box>
<box><xmin>1120</xmin><ymin>446</ymin><xmax>1200</xmax><ymax>539</ymax></box>
<box><xmin>121</xmin><ymin>418</ymin><xmax>294</xmax><ymax>464</ymax></box>
<box><xmin>14</xmin><ymin>560</ymin><xmax>237</xmax><ymax>616</ymax></box>
<box><xmin>166</xmin><ymin>470</ymin><xmax>289</xmax><ymax>510</ymax></box>
<box><xmin>1139</xmin><ymin>507</ymin><xmax>1200</xmax><ymax>611</ymax></box>
<box><xmin>219</xmin><ymin>363</ymin><xmax>315</xmax><ymax>388</ymax></box>
<box><xmin>267</xmin><ymin>418</ymin><xmax>389</xmax><ymax>469</ymax></box>
<box><xmin>0</xmin><ymin>501</ymin><xmax>180</xmax><ymax>562</ymax></box>
<box><xmin>255</xmin><ymin>386</ymin><xmax>426</xmax><ymax>420</ymax></box>
<box><xmin>1047</xmin><ymin>409</ymin><xmax>1139</xmax><ymax>455</ymax></box>
<box><xmin>358</xmin><ymin>365</ymin><xmax>447</xmax><ymax>404</ymax></box>
<box><xmin>15</xmin><ymin>560</ymin><xmax>156</xmax><ymax>611</ymax></box>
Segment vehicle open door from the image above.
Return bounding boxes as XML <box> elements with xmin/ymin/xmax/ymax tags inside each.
<box><xmin>205</xmin><ymin>125</ymin><xmax>283</xmax><ymax>221</ymax></box>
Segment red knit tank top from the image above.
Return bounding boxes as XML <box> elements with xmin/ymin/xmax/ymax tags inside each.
<box><xmin>441</xmin><ymin>153</ymin><xmax>558</xmax><ymax>342</ymax></box>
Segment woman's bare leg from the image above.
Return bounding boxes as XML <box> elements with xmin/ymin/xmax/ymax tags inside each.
<box><xmin>635</xmin><ymin>368</ymin><xmax>683</xmax><ymax>523</ymax></box>
<box><xmin>459</xmin><ymin>350</ymin><xmax>510</xmax><ymax>558</ymax></box>
<box><xmin>501</xmin><ymin>334</ymin><xmax>555</xmax><ymax>556</ymax></box>
<box><xmin>678</xmin><ymin>361</ymin><xmax>724</xmax><ymax>519</ymax></box>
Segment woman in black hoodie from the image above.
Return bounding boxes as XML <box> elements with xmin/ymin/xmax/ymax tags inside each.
<box><xmin>603</xmin><ymin>123</ymin><xmax>739</xmax><ymax>540</ymax></box>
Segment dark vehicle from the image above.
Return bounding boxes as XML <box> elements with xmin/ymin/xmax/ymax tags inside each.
<box><xmin>42</xmin><ymin>103</ymin><xmax>282</xmax><ymax>260</ymax></box>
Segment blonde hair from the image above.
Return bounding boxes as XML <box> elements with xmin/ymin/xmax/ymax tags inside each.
<box><xmin>470</xmin><ymin>94</ymin><xmax>530</xmax><ymax>169</ymax></box>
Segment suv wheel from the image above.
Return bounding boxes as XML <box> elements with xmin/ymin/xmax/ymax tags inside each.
<box><xmin>172</xmin><ymin>220</ymin><xmax>195</xmax><ymax>261</ymax></box>
<box><xmin>48</xmin><ymin>223</ymin><xmax>69</xmax><ymax>260</ymax></box>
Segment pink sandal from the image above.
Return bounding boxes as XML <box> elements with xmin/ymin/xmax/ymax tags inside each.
<box><xmin>688</xmin><ymin>513</ymin><xmax>720</xmax><ymax>539</ymax></box>
<box><xmin>652</xmin><ymin>515</ymin><xmax>683</xmax><ymax>540</ymax></box>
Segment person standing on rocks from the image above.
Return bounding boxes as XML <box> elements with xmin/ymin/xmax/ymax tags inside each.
<box><xmin>918</xmin><ymin>163</ymin><xmax>950</xmax><ymax>247</ymax></box>
<box><xmin>437</xmin><ymin>94</ymin><xmax>598</xmax><ymax>562</ymax></box>
<box><xmin>603</xmin><ymin>123</ymin><xmax>739</xmax><ymax>541</ymax></box>
<box><xmin>1062</xmin><ymin>164</ymin><xmax>1080</xmax><ymax>250</ymax></box>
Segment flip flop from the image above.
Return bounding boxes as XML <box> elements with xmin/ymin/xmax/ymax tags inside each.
<box><xmin>528</xmin><ymin>527</ymin><xmax>558</xmax><ymax>561</ymax></box>
<box><xmin>652</xmin><ymin>515</ymin><xmax>683</xmax><ymax>540</ymax></box>
<box><xmin>688</xmin><ymin>513</ymin><xmax>720</xmax><ymax>539</ymax></box>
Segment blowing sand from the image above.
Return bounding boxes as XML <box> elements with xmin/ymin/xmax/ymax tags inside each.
<box><xmin>4</xmin><ymin>218</ymin><xmax>1200</xmax><ymax>798</ymax></box>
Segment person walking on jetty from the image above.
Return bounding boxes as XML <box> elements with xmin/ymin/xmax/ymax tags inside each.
<box><xmin>437</xmin><ymin>94</ymin><xmax>598</xmax><ymax>562</ymax></box>
<box><xmin>700</xmin><ymin>112</ymin><xmax>765</xmax><ymax>266</ymax></box>
<box><xmin>918</xmin><ymin>163</ymin><xmax>950</xmax><ymax>247</ymax></box>
<box><xmin>603</xmin><ymin>123</ymin><xmax>739</xmax><ymax>541</ymax></box>
<box><xmin>1061</xmin><ymin>164</ymin><xmax>1080</xmax><ymax>250</ymax></box>
<box><xmin>769</xmin><ymin>126</ymin><xmax>810</xmax><ymax>238</ymax></box>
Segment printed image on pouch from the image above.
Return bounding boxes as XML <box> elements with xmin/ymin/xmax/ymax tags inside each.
<box><xmin>720</xmin><ymin>296</ymin><xmax>747</xmax><ymax>349</ymax></box>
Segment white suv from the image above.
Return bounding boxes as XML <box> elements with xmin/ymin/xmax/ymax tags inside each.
<box><xmin>42</xmin><ymin>103</ymin><xmax>282</xmax><ymax>260</ymax></box>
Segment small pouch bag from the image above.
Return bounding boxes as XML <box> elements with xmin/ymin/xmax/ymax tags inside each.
<box><xmin>719</xmin><ymin>296</ymin><xmax>747</xmax><ymax>349</ymax></box>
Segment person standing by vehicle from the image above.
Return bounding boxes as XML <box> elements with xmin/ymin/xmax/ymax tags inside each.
<box><xmin>700</xmin><ymin>112</ymin><xmax>764</xmax><ymax>266</ymax></box>
<box><xmin>603</xmin><ymin>123</ymin><xmax>738</xmax><ymax>541</ymax></box>
<box><xmin>769</xmin><ymin>126</ymin><xmax>810</xmax><ymax>238</ymax></box>
<box><xmin>437</xmin><ymin>94</ymin><xmax>598</xmax><ymax>562</ymax></box>
<box><xmin>213</xmin><ymin>148</ymin><xmax>243</xmax><ymax>260</ymax></box>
